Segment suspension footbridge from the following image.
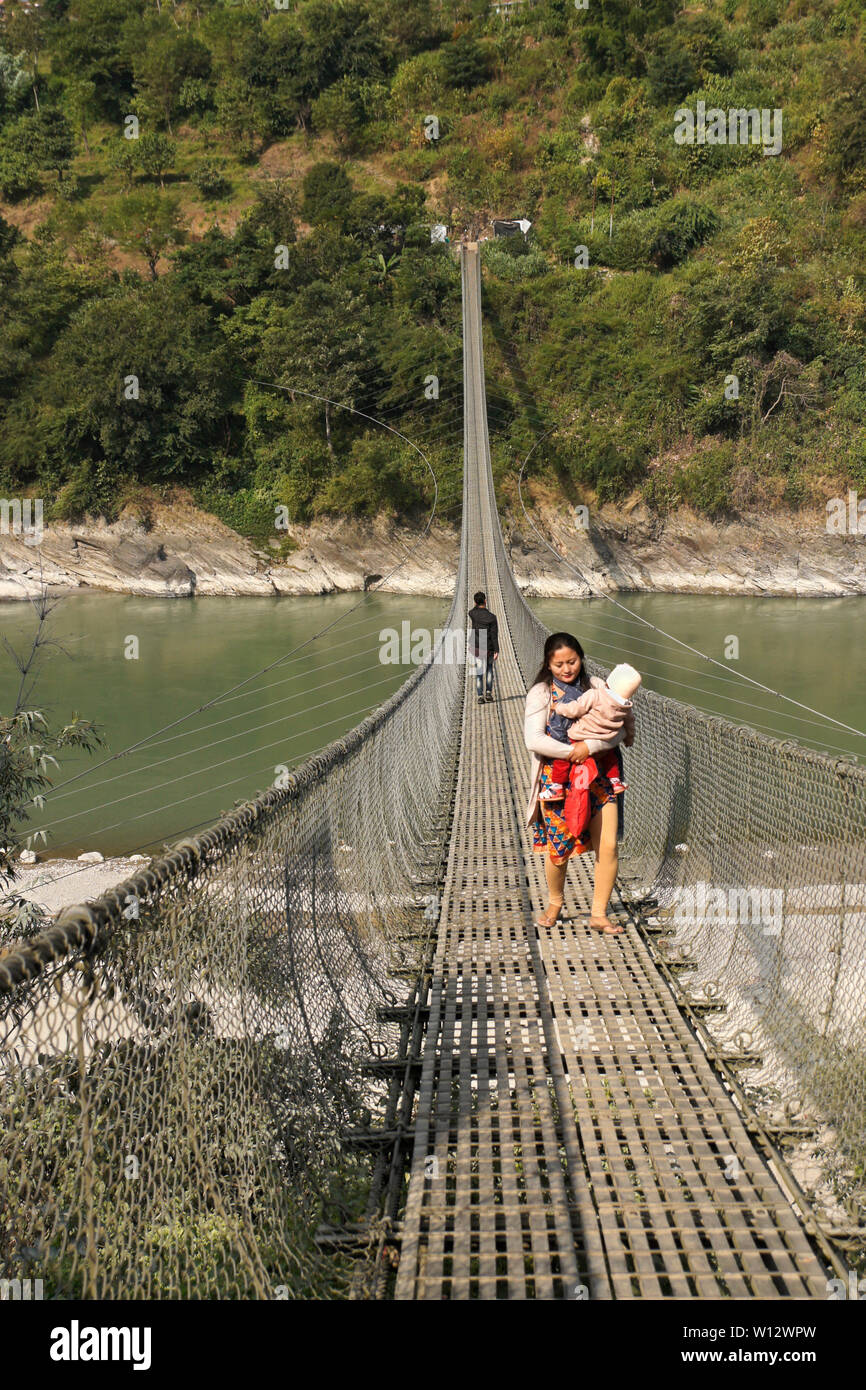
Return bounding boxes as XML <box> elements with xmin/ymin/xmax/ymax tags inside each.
<box><xmin>1</xmin><ymin>247</ymin><xmax>863</xmax><ymax>1301</ymax></box>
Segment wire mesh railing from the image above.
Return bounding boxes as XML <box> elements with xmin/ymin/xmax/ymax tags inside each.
<box><xmin>0</xmin><ymin>525</ymin><xmax>469</xmax><ymax>1296</ymax></box>
<box><xmin>489</xmin><ymin>405</ymin><xmax>866</xmax><ymax>1235</ymax></box>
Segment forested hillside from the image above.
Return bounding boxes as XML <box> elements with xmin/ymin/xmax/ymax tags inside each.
<box><xmin>0</xmin><ymin>0</ymin><xmax>864</xmax><ymax>535</ymax></box>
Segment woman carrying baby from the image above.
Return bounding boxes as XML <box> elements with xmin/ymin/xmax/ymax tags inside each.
<box><xmin>523</xmin><ymin>632</ymin><xmax>636</xmax><ymax>935</ymax></box>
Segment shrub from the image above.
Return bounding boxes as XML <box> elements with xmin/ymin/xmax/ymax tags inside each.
<box><xmin>301</xmin><ymin>161</ymin><xmax>354</xmax><ymax>226</ymax></box>
<box><xmin>0</xmin><ymin>145</ymin><xmax>39</xmax><ymax>200</ymax></box>
<box><xmin>190</xmin><ymin>159</ymin><xmax>230</xmax><ymax>201</ymax></box>
<box><xmin>441</xmin><ymin>35</ymin><xmax>488</xmax><ymax>91</ymax></box>
<box><xmin>679</xmin><ymin>443</ymin><xmax>736</xmax><ymax>517</ymax></box>
<box><xmin>646</xmin><ymin>37</ymin><xmax>698</xmax><ymax>105</ymax></box>
<box><xmin>483</xmin><ymin>241</ymin><xmax>550</xmax><ymax>281</ymax></box>
<box><xmin>197</xmin><ymin>485</ymin><xmax>279</xmax><ymax>543</ymax></box>
<box><xmin>596</xmin><ymin>196</ymin><xmax>720</xmax><ymax>271</ymax></box>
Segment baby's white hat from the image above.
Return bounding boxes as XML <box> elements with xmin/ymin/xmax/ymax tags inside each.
<box><xmin>607</xmin><ymin>663</ymin><xmax>642</xmax><ymax>700</ymax></box>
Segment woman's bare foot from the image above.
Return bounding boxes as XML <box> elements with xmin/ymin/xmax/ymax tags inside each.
<box><xmin>588</xmin><ymin>915</ymin><xmax>623</xmax><ymax>935</ymax></box>
<box><xmin>536</xmin><ymin>902</ymin><xmax>563</xmax><ymax>927</ymax></box>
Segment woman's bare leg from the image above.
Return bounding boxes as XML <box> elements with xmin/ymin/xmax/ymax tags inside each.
<box><xmin>537</xmin><ymin>854</ymin><xmax>567</xmax><ymax>924</ymax></box>
<box><xmin>588</xmin><ymin>799</ymin><xmax>621</xmax><ymax>930</ymax></box>
<box><xmin>545</xmin><ymin>855</ymin><xmax>567</xmax><ymax>907</ymax></box>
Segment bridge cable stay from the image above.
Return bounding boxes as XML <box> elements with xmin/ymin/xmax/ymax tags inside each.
<box><xmin>15</xmin><ymin>388</ymin><xmax>446</xmax><ymax>815</ymax></box>
<box><xmin>514</xmin><ymin>428</ymin><xmax>865</xmax><ymax>741</ymax></box>
<box><xmin>0</xmin><ymin>248</ymin><xmax>863</xmax><ymax>1300</ymax></box>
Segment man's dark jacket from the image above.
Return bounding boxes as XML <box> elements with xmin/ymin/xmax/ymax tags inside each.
<box><xmin>468</xmin><ymin>605</ymin><xmax>499</xmax><ymax>659</ymax></box>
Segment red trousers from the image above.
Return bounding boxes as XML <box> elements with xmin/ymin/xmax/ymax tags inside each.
<box><xmin>550</xmin><ymin>748</ymin><xmax>618</xmax><ymax>786</ymax></box>
<box><xmin>551</xmin><ymin>750</ymin><xmax>621</xmax><ymax>840</ymax></box>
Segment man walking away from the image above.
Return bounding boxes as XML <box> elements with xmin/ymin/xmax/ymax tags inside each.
<box><xmin>468</xmin><ymin>591</ymin><xmax>499</xmax><ymax>705</ymax></box>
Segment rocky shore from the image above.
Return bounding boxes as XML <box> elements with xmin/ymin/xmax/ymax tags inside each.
<box><xmin>507</xmin><ymin>496</ymin><xmax>866</xmax><ymax>599</ymax></box>
<box><xmin>4</xmin><ymin>856</ymin><xmax>152</xmax><ymax>918</ymax></box>
<box><xmin>1</xmin><ymin>494</ymin><xmax>864</xmax><ymax>601</ymax></box>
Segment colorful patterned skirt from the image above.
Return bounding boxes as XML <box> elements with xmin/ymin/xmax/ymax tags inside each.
<box><xmin>532</xmin><ymin>759</ymin><xmax>616</xmax><ymax>865</ymax></box>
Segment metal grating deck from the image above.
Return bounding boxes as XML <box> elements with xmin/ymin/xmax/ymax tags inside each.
<box><xmin>393</xmin><ymin>248</ymin><xmax>830</xmax><ymax>1300</ymax></box>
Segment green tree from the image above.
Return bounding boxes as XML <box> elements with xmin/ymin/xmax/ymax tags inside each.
<box><xmin>0</xmin><ymin>109</ymin><xmax>74</xmax><ymax>182</ymax></box>
<box><xmin>824</xmin><ymin>64</ymin><xmax>866</xmax><ymax>187</ymax></box>
<box><xmin>189</xmin><ymin>158</ymin><xmax>229</xmax><ymax>201</ymax></box>
<box><xmin>33</xmin><ymin>109</ymin><xmax>75</xmax><ymax>180</ymax></box>
<box><xmin>137</xmin><ymin>131</ymin><xmax>176</xmax><ymax>190</ymax></box>
<box><xmin>300</xmin><ymin>1</ymin><xmax>388</xmax><ymax>91</ymax></box>
<box><xmin>0</xmin><ymin>108</ymin><xmax>73</xmax><ymax>196</ymax></box>
<box><xmin>3</xmin><ymin>0</ymin><xmax>47</xmax><ymax>110</ymax></box>
<box><xmin>646</xmin><ymin>36</ymin><xmax>698</xmax><ymax>104</ymax></box>
<box><xmin>227</xmin><ymin>281</ymin><xmax>373</xmax><ymax>463</ymax></box>
<box><xmin>214</xmin><ymin>77</ymin><xmax>264</xmax><ymax>158</ymax></box>
<box><xmin>0</xmin><ymin>211</ymin><xmax>20</xmax><ymax>259</ymax></box>
<box><xmin>0</xmin><ymin>141</ymin><xmax>39</xmax><ymax>200</ymax></box>
<box><xmin>131</xmin><ymin>25</ymin><xmax>211</xmax><ymax>135</ymax></box>
<box><xmin>301</xmin><ymin>160</ymin><xmax>354</xmax><ymax>227</ymax></box>
<box><xmin>109</xmin><ymin>138</ymin><xmax>140</xmax><ymax>193</ymax></box>
<box><xmin>0</xmin><ymin>49</ymin><xmax>29</xmax><ymax>125</ymax></box>
<box><xmin>3</xmin><ymin>280</ymin><xmax>235</xmax><ymax>495</ymax></box>
<box><xmin>441</xmin><ymin>35</ymin><xmax>488</xmax><ymax>90</ymax></box>
<box><xmin>53</xmin><ymin>0</ymin><xmax>137</xmax><ymax>118</ymax></box>
<box><xmin>0</xmin><ymin>211</ymin><xmax>21</xmax><ymax>293</ymax></box>
<box><xmin>579</xmin><ymin>0</ymin><xmax>680</xmax><ymax>77</ymax></box>
<box><xmin>63</xmin><ymin>76</ymin><xmax>99</xmax><ymax>155</ymax></box>
<box><xmin>103</xmin><ymin>189</ymin><xmax>185</xmax><ymax>279</ymax></box>
<box><xmin>311</xmin><ymin>78</ymin><xmax>365</xmax><ymax>150</ymax></box>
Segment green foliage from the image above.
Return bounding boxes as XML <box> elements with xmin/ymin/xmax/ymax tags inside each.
<box><xmin>101</xmin><ymin>188</ymin><xmax>186</xmax><ymax>279</ymax></box>
<box><xmin>189</xmin><ymin>158</ymin><xmax>230</xmax><ymax>201</ymax></box>
<box><xmin>641</xmin><ymin>443</ymin><xmax>736</xmax><ymax>518</ymax></box>
<box><xmin>646</xmin><ymin>35</ymin><xmax>697</xmax><ymax>105</ymax></box>
<box><xmin>311</xmin><ymin>78</ymin><xmax>366</xmax><ymax>150</ymax></box>
<box><xmin>483</xmin><ymin>239</ymin><xmax>550</xmax><ymax>281</ymax></box>
<box><xmin>129</xmin><ymin>19</ymin><xmax>211</xmax><ymax>134</ymax></box>
<box><xmin>578</xmin><ymin>0</ymin><xmax>680</xmax><ymax>78</ymax></box>
<box><xmin>136</xmin><ymin>131</ymin><xmax>176</xmax><ymax>188</ymax></box>
<box><xmin>0</xmin><ymin>141</ymin><xmax>39</xmax><ymax>200</ymax></box>
<box><xmin>0</xmin><ymin>107</ymin><xmax>74</xmax><ymax>196</ymax></box>
<box><xmin>441</xmin><ymin>35</ymin><xmax>488</xmax><ymax>91</ymax></box>
<box><xmin>301</xmin><ymin>160</ymin><xmax>354</xmax><ymax>227</ymax></box>
<box><xmin>194</xmin><ymin>484</ymin><xmax>279</xmax><ymax>543</ymax></box>
<box><xmin>0</xmin><ymin>48</ymin><xmax>30</xmax><ymax>124</ymax></box>
<box><xmin>0</xmin><ymin>0</ymin><xmax>863</xmax><ymax>531</ymax></box>
<box><xmin>0</xmin><ymin>279</ymin><xmax>234</xmax><ymax>500</ymax></box>
<box><xmin>0</xmin><ymin>598</ymin><xmax>101</xmax><ymax>880</ymax></box>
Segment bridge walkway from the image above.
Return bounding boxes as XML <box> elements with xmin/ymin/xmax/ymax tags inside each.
<box><xmin>393</xmin><ymin>247</ymin><xmax>829</xmax><ymax>1300</ymax></box>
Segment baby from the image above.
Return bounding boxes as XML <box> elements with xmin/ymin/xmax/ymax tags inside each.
<box><xmin>541</xmin><ymin>663</ymin><xmax>641</xmax><ymax>801</ymax></box>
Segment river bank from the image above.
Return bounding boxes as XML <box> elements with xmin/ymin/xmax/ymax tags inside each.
<box><xmin>5</xmin><ymin>856</ymin><xmax>153</xmax><ymax>918</ymax></box>
<box><xmin>1</xmin><ymin>494</ymin><xmax>864</xmax><ymax>600</ymax></box>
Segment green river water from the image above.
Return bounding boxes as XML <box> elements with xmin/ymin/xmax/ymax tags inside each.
<box><xmin>0</xmin><ymin>589</ymin><xmax>863</xmax><ymax>859</ymax></box>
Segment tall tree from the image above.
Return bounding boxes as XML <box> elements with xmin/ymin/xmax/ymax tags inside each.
<box><xmin>131</xmin><ymin>24</ymin><xmax>211</xmax><ymax>134</ymax></box>
<box><xmin>63</xmin><ymin>76</ymin><xmax>99</xmax><ymax>155</ymax></box>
